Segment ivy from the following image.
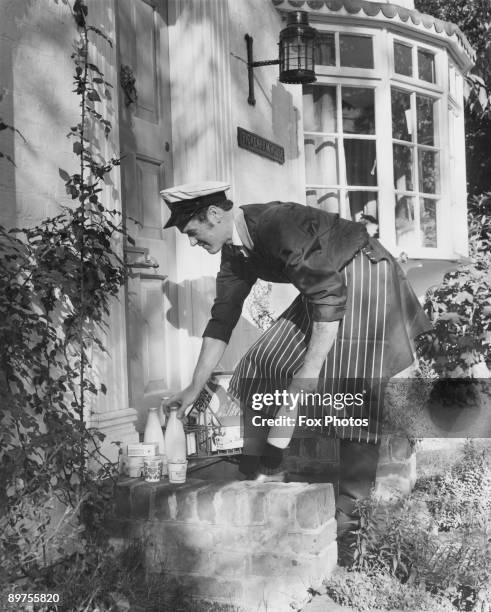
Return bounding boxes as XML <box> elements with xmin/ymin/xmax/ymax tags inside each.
<box><xmin>0</xmin><ymin>0</ymin><xmax>132</xmax><ymax>587</ymax></box>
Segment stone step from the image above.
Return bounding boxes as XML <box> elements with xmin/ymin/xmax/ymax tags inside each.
<box><xmin>109</xmin><ymin>477</ymin><xmax>338</xmax><ymax>611</ymax></box>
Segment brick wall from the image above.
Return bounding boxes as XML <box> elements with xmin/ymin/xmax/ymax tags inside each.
<box><xmin>286</xmin><ymin>434</ymin><xmax>416</xmax><ymax>500</ymax></box>
<box><xmin>110</xmin><ymin>478</ymin><xmax>337</xmax><ymax>611</ymax></box>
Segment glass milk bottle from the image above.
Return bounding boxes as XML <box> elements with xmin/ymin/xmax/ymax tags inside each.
<box><xmin>164</xmin><ymin>407</ymin><xmax>187</xmax><ymax>463</ymax></box>
<box><xmin>143</xmin><ymin>407</ymin><xmax>167</xmax><ymax>474</ymax></box>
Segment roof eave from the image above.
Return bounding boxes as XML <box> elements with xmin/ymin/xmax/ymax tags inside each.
<box><xmin>272</xmin><ymin>0</ymin><xmax>475</xmax><ymax>74</ymax></box>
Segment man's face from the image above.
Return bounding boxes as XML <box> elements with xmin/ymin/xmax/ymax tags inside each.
<box><xmin>182</xmin><ymin>207</ymin><xmax>231</xmax><ymax>254</ymax></box>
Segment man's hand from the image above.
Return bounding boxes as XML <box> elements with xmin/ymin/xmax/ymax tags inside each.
<box><xmin>161</xmin><ymin>337</ymin><xmax>228</xmax><ymax>422</ymax></box>
<box><xmin>161</xmin><ymin>385</ymin><xmax>201</xmax><ymax>421</ymax></box>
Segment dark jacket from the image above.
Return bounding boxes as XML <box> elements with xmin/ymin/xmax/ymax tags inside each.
<box><xmin>203</xmin><ymin>202</ymin><xmax>370</xmax><ymax>343</ymax></box>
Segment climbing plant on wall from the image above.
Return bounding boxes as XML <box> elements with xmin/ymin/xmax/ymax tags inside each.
<box><xmin>0</xmin><ymin>0</ymin><xmax>132</xmax><ymax>587</ymax></box>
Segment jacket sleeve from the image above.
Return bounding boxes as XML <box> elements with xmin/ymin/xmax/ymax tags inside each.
<box><xmin>256</xmin><ymin>205</ymin><xmax>367</xmax><ymax>322</ymax></box>
<box><xmin>202</xmin><ymin>250</ymin><xmax>257</xmax><ymax>343</ymax></box>
<box><xmin>283</xmin><ymin>233</ymin><xmax>348</xmax><ymax>322</ymax></box>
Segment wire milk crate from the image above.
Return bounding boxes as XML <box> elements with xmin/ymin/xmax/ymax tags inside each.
<box><xmin>184</xmin><ymin>372</ymin><xmax>243</xmax><ymax>459</ymax></box>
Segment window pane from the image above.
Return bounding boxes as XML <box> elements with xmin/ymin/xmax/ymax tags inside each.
<box><xmin>340</xmin><ymin>35</ymin><xmax>374</xmax><ymax>69</ymax></box>
<box><xmin>344</xmin><ymin>139</ymin><xmax>377</xmax><ymax>186</ymax></box>
<box><xmin>342</xmin><ymin>87</ymin><xmax>375</xmax><ymax>135</ymax></box>
<box><xmin>421</xmin><ymin>199</ymin><xmax>438</xmax><ymax>247</ymax></box>
<box><xmin>394</xmin><ymin>42</ymin><xmax>412</xmax><ymax>77</ymax></box>
<box><xmin>303</xmin><ymin>85</ymin><xmax>337</xmax><ymax>133</ymax></box>
<box><xmin>416</xmin><ymin>95</ymin><xmax>437</xmax><ymax>146</ymax></box>
<box><xmin>283</xmin><ymin>39</ymin><xmax>315</xmax><ymax>71</ymax></box>
<box><xmin>418</xmin><ymin>49</ymin><xmax>435</xmax><ymax>83</ymax></box>
<box><xmin>347</xmin><ymin>191</ymin><xmax>378</xmax><ymax>229</ymax></box>
<box><xmin>391</xmin><ymin>89</ymin><xmax>411</xmax><ymax>141</ymax></box>
<box><xmin>393</xmin><ymin>144</ymin><xmax>414</xmax><ymax>191</ymax></box>
<box><xmin>395</xmin><ymin>195</ymin><xmax>416</xmax><ymax>247</ymax></box>
<box><xmin>306</xmin><ymin>188</ymin><xmax>340</xmax><ymax>214</ymax></box>
<box><xmin>418</xmin><ymin>149</ymin><xmax>439</xmax><ymax>194</ymax></box>
<box><xmin>304</xmin><ymin>136</ymin><xmax>339</xmax><ymax>185</ymax></box>
<box><xmin>315</xmin><ymin>32</ymin><xmax>336</xmax><ymax>66</ymax></box>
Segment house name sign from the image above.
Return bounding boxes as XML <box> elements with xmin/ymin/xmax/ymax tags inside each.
<box><xmin>237</xmin><ymin>127</ymin><xmax>285</xmax><ymax>165</ymax></box>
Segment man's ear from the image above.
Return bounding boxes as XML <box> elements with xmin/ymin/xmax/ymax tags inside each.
<box><xmin>207</xmin><ymin>205</ymin><xmax>224</xmax><ymax>224</ymax></box>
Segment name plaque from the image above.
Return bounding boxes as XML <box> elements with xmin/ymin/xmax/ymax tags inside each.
<box><xmin>237</xmin><ymin>127</ymin><xmax>285</xmax><ymax>165</ymax></box>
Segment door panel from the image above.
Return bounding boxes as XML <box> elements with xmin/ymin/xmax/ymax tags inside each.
<box><xmin>117</xmin><ymin>0</ymin><xmax>177</xmax><ymax>431</ymax></box>
<box><xmin>134</xmin><ymin>1</ymin><xmax>159</xmax><ymax>123</ymax></box>
<box><xmin>136</xmin><ymin>157</ymin><xmax>165</xmax><ymax>236</ymax></box>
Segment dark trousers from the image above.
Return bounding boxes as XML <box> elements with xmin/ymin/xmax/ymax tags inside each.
<box><xmin>336</xmin><ymin>438</ymin><xmax>380</xmax><ymax>564</ymax></box>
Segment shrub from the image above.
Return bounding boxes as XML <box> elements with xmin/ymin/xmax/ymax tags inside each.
<box><xmin>417</xmin><ymin>193</ymin><xmax>491</xmax><ymax>376</ymax></box>
<box><xmin>415</xmin><ymin>440</ymin><xmax>491</xmax><ymax>530</ymax></box>
<box><xmin>328</xmin><ymin>441</ymin><xmax>491</xmax><ymax>611</ymax></box>
<box><xmin>0</xmin><ymin>539</ymin><xmax>241</xmax><ymax>612</ymax></box>
<box><xmin>325</xmin><ymin>567</ymin><xmax>457</xmax><ymax>611</ymax></box>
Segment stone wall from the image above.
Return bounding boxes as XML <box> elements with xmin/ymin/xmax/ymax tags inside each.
<box><xmin>111</xmin><ymin>478</ymin><xmax>337</xmax><ymax>611</ymax></box>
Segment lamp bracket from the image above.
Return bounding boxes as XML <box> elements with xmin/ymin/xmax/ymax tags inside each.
<box><xmin>250</xmin><ymin>60</ymin><xmax>280</xmax><ymax>68</ymax></box>
<box><xmin>245</xmin><ymin>34</ymin><xmax>279</xmax><ymax>106</ymax></box>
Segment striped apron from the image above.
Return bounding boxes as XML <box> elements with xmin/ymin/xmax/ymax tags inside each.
<box><xmin>228</xmin><ymin>244</ymin><xmax>425</xmax><ymax>449</ymax></box>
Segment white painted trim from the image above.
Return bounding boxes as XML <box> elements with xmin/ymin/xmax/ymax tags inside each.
<box><xmin>167</xmin><ymin>0</ymin><xmax>235</xmax><ymax>385</ymax></box>
<box><xmin>84</xmin><ymin>0</ymin><xmax>139</xmax><ymax>443</ymax></box>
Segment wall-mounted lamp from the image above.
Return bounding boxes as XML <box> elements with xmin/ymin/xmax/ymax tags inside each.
<box><xmin>245</xmin><ymin>11</ymin><xmax>317</xmax><ymax>106</ymax></box>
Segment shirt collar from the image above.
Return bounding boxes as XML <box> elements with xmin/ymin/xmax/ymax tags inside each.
<box><xmin>231</xmin><ymin>222</ymin><xmax>244</xmax><ymax>247</ymax></box>
<box><xmin>229</xmin><ymin>221</ymin><xmax>250</xmax><ymax>257</ymax></box>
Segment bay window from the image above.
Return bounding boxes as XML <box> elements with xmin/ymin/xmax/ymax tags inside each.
<box><xmin>303</xmin><ymin>24</ymin><xmax>465</xmax><ymax>259</ymax></box>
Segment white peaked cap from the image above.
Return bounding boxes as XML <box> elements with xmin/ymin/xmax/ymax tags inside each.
<box><xmin>160</xmin><ymin>181</ymin><xmax>230</xmax><ymax>204</ymax></box>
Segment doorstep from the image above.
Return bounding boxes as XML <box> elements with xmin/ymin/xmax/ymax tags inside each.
<box><xmin>109</xmin><ymin>476</ymin><xmax>338</xmax><ymax>611</ymax></box>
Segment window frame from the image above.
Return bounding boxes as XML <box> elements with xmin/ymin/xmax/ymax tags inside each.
<box><xmin>302</xmin><ymin>25</ymin><xmax>460</xmax><ymax>259</ymax></box>
<box><xmin>303</xmin><ymin>78</ymin><xmax>381</xmax><ymax>221</ymax></box>
<box><xmin>387</xmin><ymin>33</ymin><xmax>450</xmax><ymax>257</ymax></box>
<box><xmin>390</xmin><ymin>82</ymin><xmax>445</xmax><ymax>255</ymax></box>
<box><xmin>390</xmin><ymin>33</ymin><xmax>444</xmax><ymax>93</ymax></box>
<box><xmin>314</xmin><ymin>24</ymin><xmax>383</xmax><ymax>80</ymax></box>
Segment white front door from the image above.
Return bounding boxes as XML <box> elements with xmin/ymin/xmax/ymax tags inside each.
<box><xmin>117</xmin><ymin>0</ymin><xmax>178</xmax><ymax>430</ymax></box>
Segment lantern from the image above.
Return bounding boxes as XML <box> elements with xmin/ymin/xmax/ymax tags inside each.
<box><xmin>245</xmin><ymin>11</ymin><xmax>317</xmax><ymax>105</ymax></box>
<box><xmin>279</xmin><ymin>11</ymin><xmax>317</xmax><ymax>85</ymax></box>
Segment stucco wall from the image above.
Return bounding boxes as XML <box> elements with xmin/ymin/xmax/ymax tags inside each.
<box><xmin>0</xmin><ymin>1</ymin><xmax>78</xmax><ymax>228</ymax></box>
<box><xmin>167</xmin><ymin>0</ymin><xmax>304</xmax><ymax>374</ymax></box>
<box><xmin>228</xmin><ymin>1</ymin><xmax>306</xmax><ymax>206</ymax></box>
<box><xmin>227</xmin><ymin>0</ymin><xmax>303</xmax><ymax>331</ymax></box>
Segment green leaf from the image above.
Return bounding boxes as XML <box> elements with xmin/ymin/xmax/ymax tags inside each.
<box><xmin>73</xmin><ymin>141</ymin><xmax>83</xmax><ymax>155</ymax></box>
<box><xmin>87</xmin><ymin>90</ymin><xmax>101</xmax><ymax>103</ymax></box>
<box><xmin>59</xmin><ymin>168</ymin><xmax>71</xmax><ymax>181</ymax></box>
